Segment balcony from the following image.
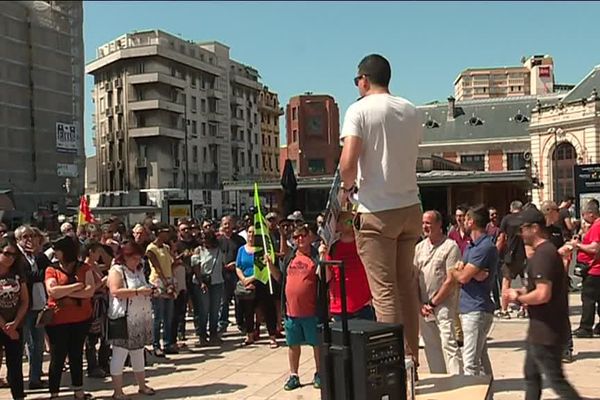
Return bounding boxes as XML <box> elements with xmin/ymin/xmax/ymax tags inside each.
<box><xmin>128</xmin><ymin>72</ymin><xmax>186</xmax><ymax>89</ymax></box>
<box><xmin>206</xmin><ymin>88</ymin><xmax>224</xmax><ymax>99</ymax></box>
<box><xmin>207</xmin><ymin>112</ymin><xmax>222</xmax><ymax>122</ymax></box>
<box><xmin>231</xmin><ymin>116</ymin><xmax>244</xmax><ymax>127</ymax></box>
<box><xmin>128</xmin><ymin>99</ymin><xmax>184</xmax><ymax>114</ymax></box>
<box><xmin>232</xmin><ymin>74</ymin><xmax>262</xmax><ymax>90</ymax></box>
<box><xmin>128</xmin><ymin>126</ymin><xmax>185</xmax><ymax>140</ymax></box>
<box><xmin>231</xmin><ymin>96</ymin><xmax>245</xmax><ymax>106</ymax></box>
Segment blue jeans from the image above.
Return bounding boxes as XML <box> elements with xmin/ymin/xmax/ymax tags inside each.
<box><xmin>192</xmin><ymin>283</ymin><xmax>224</xmax><ymax>338</ymax></box>
<box><xmin>22</xmin><ymin>310</ymin><xmax>45</xmax><ymax>383</ymax></box>
<box><xmin>460</xmin><ymin>311</ymin><xmax>493</xmax><ymax>377</ymax></box>
<box><xmin>152</xmin><ymin>297</ymin><xmax>174</xmax><ymax>349</ymax></box>
<box><xmin>218</xmin><ymin>272</ymin><xmax>243</xmax><ymax>331</ymax></box>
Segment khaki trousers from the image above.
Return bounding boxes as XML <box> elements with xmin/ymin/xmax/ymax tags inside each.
<box><xmin>355</xmin><ymin>204</ymin><xmax>422</xmax><ymax>360</ymax></box>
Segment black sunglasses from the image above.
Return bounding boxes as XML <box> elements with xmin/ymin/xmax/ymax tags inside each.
<box><xmin>354</xmin><ymin>74</ymin><xmax>368</xmax><ymax>86</ymax></box>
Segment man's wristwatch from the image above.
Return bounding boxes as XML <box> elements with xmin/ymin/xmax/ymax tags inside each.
<box><xmin>427</xmin><ymin>299</ymin><xmax>437</xmax><ymax>308</ymax></box>
<box><xmin>341</xmin><ymin>183</ymin><xmax>356</xmax><ymax>193</ymax></box>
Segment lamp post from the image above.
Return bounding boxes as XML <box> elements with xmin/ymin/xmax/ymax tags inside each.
<box><xmin>183</xmin><ymin>90</ymin><xmax>190</xmax><ymax>201</ymax></box>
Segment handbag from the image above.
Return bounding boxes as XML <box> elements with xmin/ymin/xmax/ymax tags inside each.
<box><xmin>199</xmin><ymin>249</ymin><xmax>220</xmax><ymax>287</ymax></box>
<box><xmin>35</xmin><ymin>306</ymin><xmax>55</xmax><ymax>328</ymax></box>
<box><xmin>107</xmin><ymin>266</ymin><xmax>129</xmax><ymax>340</ymax></box>
<box><xmin>234</xmin><ymin>280</ymin><xmax>255</xmax><ymax>300</ymax></box>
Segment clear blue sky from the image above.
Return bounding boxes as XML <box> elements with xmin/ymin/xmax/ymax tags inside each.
<box><xmin>83</xmin><ymin>1</ymin><xmax>600</xmax><ymax>156</ymax></box>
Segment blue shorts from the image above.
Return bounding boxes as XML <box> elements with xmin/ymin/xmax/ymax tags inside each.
<box><xmin>284</xmin><ymin>316</ymin><xmax>319</xmax><ymax>347</ymax></box>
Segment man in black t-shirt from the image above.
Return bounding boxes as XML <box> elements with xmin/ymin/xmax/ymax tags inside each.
<box><xmin>174</xmin><ymin>220</ymin><xmax>198</xmax><ymax>342</ymax></box>
<box><xmin>541</xmin><ymin>200</ymin><xmax>576</xmax><ymax>362</ymax></box>
<box><xmin>557</xmin><ymin>196</ymin><xmax>576</xmax><ymax>240</ymax></box>
<box><xmin>503</xmin><ymin>208</ymin><xmax>581</xmax><ymax>400</ymax></box>
<box><xmin>497</xmin><ymin>200</ymin><xmax>526</xmax><ymax>318</ymax></box>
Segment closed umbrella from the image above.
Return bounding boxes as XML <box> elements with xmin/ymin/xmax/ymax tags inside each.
<box><xmin>280</xmin><ymin>159</ymin><xmax>297</xmax><ymax>218</ymax></box>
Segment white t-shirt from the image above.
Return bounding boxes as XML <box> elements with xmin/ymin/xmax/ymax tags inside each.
<box><xmin>341</xmin><ymin>93</ymin><xmax>422</xmax><ymax>213</ymax></box>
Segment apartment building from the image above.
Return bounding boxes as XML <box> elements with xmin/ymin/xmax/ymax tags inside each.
<box><xmin>258</xmin><ymin>87</ymin><xmax>283</xmax><ymax>179</ymax></box>
<box><xmin>0</xmin><ymin>1</ymin><xmax>84</xmax><ymax>224</ymax></box>
<box><xmin>86</xmin><ymin>30</ymin><xmax>271</xmax><ymax>215</ymax></box>
<box><xmin>454</xmin><ymin>55</ymin><xmax>555</xmax><ymax>101</ymax></box>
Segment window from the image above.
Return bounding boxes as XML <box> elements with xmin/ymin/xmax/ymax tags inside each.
<box><xmin>191</xmin><ymin>96</ymin><xmax>197</xmax><ymax>113</ymax></box>
<box><xmin>136</xmin><ymin>89</ymin><xmax>144</xmax><ymax>101</ymax></box>
<box><xmin>201</xmin><ymin>123</ymin><xmax>206</xmax><ymax>136</ymax></box>
<box><xmin>507</xmin><ymin>152</ymin><xmax>526</xmax><ymax>170</ymax></box>
<box><xmin>308</xmin><ymin>159</ymin><xmax>326</xmax><ymax>174</ymax></box>
<box><xmin>254</xmin><ymin>113</ymin><xmax>258</xmax><ymax>124</ymax></box>
<box><xmin>107</xmin><ymin>92</ymin><xmax>113</xmax><ymax>108</ymax></box>
<box><xmin>208</xmin><ymin>98</ymin><xmax>217</xmax><ymax>113</ymax></box>
<box><xmin>255</xmin><ymin>154</ymin><xmax>259</xmax><ymax>168</ymax></box>
<box><xmin>192</xmin><ymin>146</ymin><xmax>198</xmax><ymax>163</ymax></box>
<box><xmin>292</xmin><ymin>107</ymin><xmax>298</xmax><ymax>120</ymax></box>
<box><xmin>201</xmin><ymin>99</ymin><xmax>206</xmax><ymax>113</ymax></box>
<box><xmin>292</xmin><ymin>129</ymin><xmax>298</xmax><ymax>142</ymax></box>
<box><xmin>460</xmin><ymin>154</ymin><xmax>485</xmax><ymax>171</ymax></box>
<box><xmin>209</xmin><ymin>124</ymin><xmax>217</xmax><ymax>137</ymax></box>
<box><xmin>268</xmin><ymin>136</ymin><xmax>271</xmax><ymax>147</ymax></box>
<box><xmin>203</xmin><ymin>147</ymin><xmax>207</xmax><ymax>162</ymax></box>
<box><xmin>246</xmin><ymin>108</ymin><xmax>251</xmax><ymax>120</ymax></box>
<box><xmin>247</xmin><ymin>130</ymin><xmax>251</xmax><ymax>143</ymax></box>
<box><xmin>191</xmin><ymin>74</ymin><xmax>196</xmax><ymax>88</ymax></box>
<box><xmin>192</xmin><ymin>120</ymin><xmax>197</xmax><ymax>135</ymax></box>
<box><xmin>173</xmin><ymin>172</ymin><xmax>178</xmax><ymax>186</ymax></box>
<box><xmin>254</xmin><ymin>133</ymin><xmax>258</xmax><ymax>144</ymax></box>
<box><xmin>240</xmin><ymin>152</ymin><xmax>245</xmax><ymax>167</ymax></box>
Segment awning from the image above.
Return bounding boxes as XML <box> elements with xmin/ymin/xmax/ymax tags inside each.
<box><xmin>91</xmin><ymin>206</ymin><xmax>161</xmax><ymax>215</ymax></box>
<box><xmin>223</xmin><ymin>170</ymin><xmax>531</xmax><ymax>191</ymax></box>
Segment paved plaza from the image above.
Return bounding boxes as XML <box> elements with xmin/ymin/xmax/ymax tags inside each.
<box><xmin>1</xmin><ymin>293</ymin><xmax>598</xmax><ymax>400</ymax></box>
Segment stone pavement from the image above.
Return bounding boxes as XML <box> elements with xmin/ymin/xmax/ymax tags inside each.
<box><xmin>1</xmin><ymin>293</ymin><xmax>598</xmax><ymax>400</ymax></box>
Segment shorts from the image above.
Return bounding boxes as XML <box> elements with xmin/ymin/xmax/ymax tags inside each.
<box><xmin>284</xmin><ymin>316</ymin><xmax>319</xmax><ymax>347</ymax></box>
<box><xmin>501</xmin><ymin>262</ymin><xmax>525</xmax><ymax>280</ymax></box>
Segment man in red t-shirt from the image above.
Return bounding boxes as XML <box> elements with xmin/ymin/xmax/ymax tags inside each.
<box><xmin>571</xmin><ymin>201</ymin><xmax>600</xmax><ymax>338</ymax></box>
<box><xmin>279</xmin><ymin>225</ymin><xmax>322</xmax><ymax>391</ymax></box>
<box><xmin>325</xmin><ymin>211</ymin><xmax>373</xmax><ymax>321</ymax></box>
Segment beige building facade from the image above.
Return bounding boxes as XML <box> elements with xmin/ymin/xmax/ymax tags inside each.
<box><xmin>258</xmin><ymin>87</ymin><xmax>283</xmax><ymax>179</ymax></box>
<box><xmin>0</xmin><ymin>1</ymin><xmax>84</xmax><ymax>224</ymax></box>
<box><xmin>86</xmin><ymin>30</ymin><xmax>274</xmax><ymax>215</ymax></box>
<box><xmin>454</xmin><ymin>55</ymin><xmax>555</xmax><ymax>101</ymax></box>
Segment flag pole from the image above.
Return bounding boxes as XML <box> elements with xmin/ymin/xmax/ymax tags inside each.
<box><xmin>254</xmin><ymin>183</ymin><xmax>273</xmax><ymax>295</ymax></box>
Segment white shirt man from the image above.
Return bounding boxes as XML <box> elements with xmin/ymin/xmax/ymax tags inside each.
<box><xmin>340</xmin><ymin>54</ymin><xmax>423</xmax><ymax>361</ymax></box>
<box><xmin>415</xmin><ymin>211</ymin><xmax>463</xmax><ymax>375</ymax></box>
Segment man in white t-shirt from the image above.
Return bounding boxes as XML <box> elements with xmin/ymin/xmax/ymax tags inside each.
<box><xmin>339</xmin><ymin>54</ymin><xmax>423</xmax><ymax>362</ymax></box>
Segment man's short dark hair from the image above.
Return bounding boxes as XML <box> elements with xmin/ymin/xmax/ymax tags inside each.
<box><xmin>466</xmin><ymin>204</ymin><xmax>489</xmax><ymax>230</ymax></box>
<box><xmin>358</xmin><ymin>54</ymin><xmax>391</xmax><ymax>87</ymax></box>
<box><xmin>456</xmin><ymin>205</ymin><xmax>468</xmax><ymax>214</ymax></box>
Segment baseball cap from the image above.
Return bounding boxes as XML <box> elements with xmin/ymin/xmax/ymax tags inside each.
<box><xmin>540</xmin><ymin>200</ymin><xmax>559</xmax><ymax>215</ymax></box>
<box><xmin>286</xmin><ymin>213</ymin><xmax>302</xmax><ymax>222</ymax></box>
<box><xmin>518</xmin><ymin>207</ymin><xmax>546</xmax><ymax>226</ymax></box>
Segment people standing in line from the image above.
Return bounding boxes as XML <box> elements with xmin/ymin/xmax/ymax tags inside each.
<box><xmin>14</xmin><ymin>225</ymin><xmax>47</xmax><ymax>390</ymax></box>
<box><xmin>44</xmin><ymin>236</ymin><xmax>95</xmax><ymax>399</ymax></box>
<box><xmin>145</xmin><ymin>223</ymin><xmax>177</xmax><ymax>357</ymax></box>
<box><xmin>323</xmin><ymin>210</ymin><xmax>374</xmax><ymax>322</ymax></box>
<box><xmin>487</xmin><ymin>207</ymin><xmax>503</xmax><ymax>311</ymax></box>
<box><xmin>415</xmin><ymin>211</ymin><xmax>463</xmax><ymax>375</ymax></box>
<box><xmin>496</xmin><ymin>200</ymin><xmax>527</xmax><ymax>319</ymax></box>
<box><xmin>276</xmin><ymin>225</ymin><xmax>321</xmax><ymax>391</ymax></box>
<box><xmin>339</xmin><ymin>54</ymin><xmax>423</xmax><ymax>362</ymax></box>
<box><xmin>235</xmin><ymin>226</ymin><xmax>278</xmax><ymax>348</ymax></box>
<box><xmin>191</xmin><ymin>230</ymin><xmax>225</xmax><ymax>346</ymax></box>
<box><xmin>570</xmin><ymin>201</ymin><xmax>600</xmax><ymax>338</ymax></box>
<box><xmin>448</xmin><ymin>205</ymin><xmax>497</xmax><ymax>377</ymax></box>
<box><xmin>503</xmin><ymin>207</ymin><xmax>581</xmax><ymax>400</ymax></box>
<box><xmin>0</xmin><ymin>237</ymin><xmax>29</xmax><ymax>400</ymax></box>
<box><xmin>107</xmin><ymin>241</ymin><xmax>155</xmax><ymax>400</ymax></box>
<box><xmin>217</xmin><ymin>216</ymin><xmax>246</xmax><ymax>334</ymax></box>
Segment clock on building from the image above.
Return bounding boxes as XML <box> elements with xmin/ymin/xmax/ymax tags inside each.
<box><xmin>308</xmin><ymin>116</ymin><xmax>322</xmax><ymax>135</ymax></box>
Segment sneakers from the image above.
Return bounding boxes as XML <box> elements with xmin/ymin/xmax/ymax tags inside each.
<box><xmin>495</xmin><ymin>310</ymin><xmax>511</xmax><ymax>319</ymax></box>
<box><xmin>284</xmin><ymin>375</ymin><xmax>301</xmax><ymax>391</ymax></box>
<box><xmin>313</xmin><ymin>373</ymin><xmax>321</xmax><ymax>389</ymax></box>
<box><xmin>516</xmin><ymin>309</ymin><xmax>527</xmax><ymax>319</ymax></box>
<box><xmin>573</xmin><ymin>328</ymin><xmax>593</xmax><ymax>338</ymax></box>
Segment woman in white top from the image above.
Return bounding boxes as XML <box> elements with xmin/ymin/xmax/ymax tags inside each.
<box><xmin>191</xmin><ymin>230</ymin><xmax>225</xmax><ymax>345</ymax></box>
<box><xmin>107</xmin><ymin>241</ymin><xmax>155</xmax><ymax>400</ymax></box>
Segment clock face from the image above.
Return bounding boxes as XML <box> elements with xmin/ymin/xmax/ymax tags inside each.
<box><xmin>308</xmin><ymin>117</ymin><xmax>322</xmax><ymax>135</ymax></box>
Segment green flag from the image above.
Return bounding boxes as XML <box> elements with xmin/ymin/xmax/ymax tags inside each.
<box><xmin>253</xmin><ymin>183</ymin><xmax>274</xmax><ymax>292</ymax></box>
